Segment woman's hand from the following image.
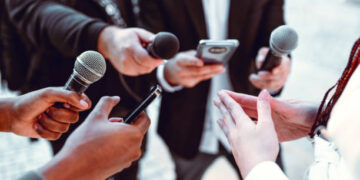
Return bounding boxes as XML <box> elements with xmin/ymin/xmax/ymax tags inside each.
<box><xmin>222</xmin><ymin>90</ymin><xmax>318</xmax><ymax>142</ymax></box>
<box><xmin>215</xmin><ymin>90</ymin><xmax>279</xmax><ymax>178</ymax></box>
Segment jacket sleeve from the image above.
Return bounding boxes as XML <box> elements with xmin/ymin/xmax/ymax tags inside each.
<box><xmin>4</xmin><ymin>0</ymin><xmax>108</xmax><ymax>57</ymax></box>
<box><xmin>138</xmin><ymin>0</ymin><xmax>167</xmax><ymax>33</ymax></box>
<box><xmin>245</xmin><ymin>161</ymin><xmax>288</xmax><ymax>180</ymax></box>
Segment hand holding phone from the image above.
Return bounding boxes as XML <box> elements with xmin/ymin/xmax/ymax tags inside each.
<box><xmin>196</xmin><ymin>39</ymin><xmax>239</xmax><ymax>65</ymax></box>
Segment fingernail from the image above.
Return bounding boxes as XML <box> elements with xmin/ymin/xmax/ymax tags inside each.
<box><xmin>38</xmin><ymin>114</ymin><xmax>42</xmax><ymax>120</ymax></box>
<box><xmin>112</xmin><ymin>96</ymin><xmax>121</xmax><ymax>101</ymax></box>
<box><xmin>80</xmin><ymin>100</ymin><xmax>89</xmax><ymax>108</ymax></box>
<box><xmin>64</xmin><ymin>104</ymin><xmax>71</xmax><ymax>109</ymax></box>
<box><xmin>34</xmin><ymin>124</ymin><xmax>39</xmax><ymax>131</ymax></box>
<box><xmin>257</xmin><ymin>55</ymin><xmax>265</xmax><ymax>62</ymax></box>
<box><xmin>258</xmin><ymin>71</ymin><xmax>267</xmax><ymax>76</ymax></box>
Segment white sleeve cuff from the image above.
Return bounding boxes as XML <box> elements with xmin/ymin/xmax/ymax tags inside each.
<box><xmin>245</xmin><ymin>161</ymin><xmax>288</xmax><ymax>180</ymax></box>
<box><xmin>157</xmin><ymin>64</ymin><xmax>183</xmax><ymax>93</ymax></box>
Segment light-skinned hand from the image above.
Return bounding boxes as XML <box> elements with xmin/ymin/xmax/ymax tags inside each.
<box><xmin>98</xmin><ymin>26</ymin><xmax>164</xmax><ymax>76</ymax></box>
<box><xmin>215</xmin><ymin>90</ymin><xmax>279</xmax><ymax>178</ymax></box>
<box><xmin>164</xmin><ymin>50</ymin><xmax>226</xmax><ymax>88</ymax></box>
<box><xmin>249</xmin><ymin>47</ymin><xmax>291</xmax><ymax>91</ymax></box>
<box><xmin>221</xmin><ymin>90</ymin><xmax>318</xmax><ymax>142</ymax></box>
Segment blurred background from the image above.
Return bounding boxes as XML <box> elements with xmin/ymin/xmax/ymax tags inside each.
<box><xmin>1</xmin><ymin>0</ymin><xmax>360</xmax><ymax>179</ymax></box>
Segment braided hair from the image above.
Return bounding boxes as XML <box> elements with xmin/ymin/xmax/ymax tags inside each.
<box><xmin>310</xmin><ymin>38</ymin><xmax>360</xmax><ymax>137</ymax></box>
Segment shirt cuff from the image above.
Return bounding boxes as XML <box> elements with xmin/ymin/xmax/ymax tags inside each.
<box><xmin>245</xmin><ymin>161</ymin><xmax>288</xmax><ymax>180</ymax></box>
<box><xmin>157</xmin><ymin>64</ymin><xmax>183</xmax><ymax>93</ymax></box>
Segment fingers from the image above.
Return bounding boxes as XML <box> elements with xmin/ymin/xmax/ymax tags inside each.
<box><xmin>38</xmin><ymin>114</ymin><xmax>70</xmax><ymax>133</ymax></box>
<box><xmin>185</xmin><ymin>65</ymin><xmax>225</xmax><ymax>77</ymax></box>
<box><xmin>66</xmin><ymin>94</ymin><xmax>92</xmax><ymax>112</ymax></box>
<box><xmin>176</xmin><ymin>55</ymin><xmax>204</xmax><ymax>67</ymax></box>
<box><xmin>133</xmin><ymin>112</ymin><xmax>151</xmax><ymax>135</ymax></box>
<box><xmin>34</xmin><ymin>122</ymin><xmax>62</xmax><ymax>140</ymax></box>
<box><xmin>217</xmin><ymin>91</ymin><xmax>254</xmax><ymax>128</ymax></box>
<box><xmin>46</xmin><ymin>107</ymin><xmax>79</xmax><ymax>124</ymax></box>
<box><xmin>133</xmin><ymin>28</ymin><xmax>155</xmax><ymax>43</ymax></box>
<box><xmin>257</xmin><ymin>90</ymin><xmax>273</xmax><ymax>127</ymax></box>
<box><xmin>224</xmin><ymin>90</ymin><xmax>258</xmax><ymax>108</ymax></box>
<box><xmin>256</xmin><ymin>47</ymin><xmax>269</xmax><ymax>69</ymax></box>
<box><xmin>40</xmin><ymin>87</ymin><xmax>90</xmax><ymax>110</ymax></box>
<box><xmin>214</xmin><ymin>98</ymin><xmax>236</xmax><ymax>131</ymax></box>
<box><xmin>217</xmin><ymin>118</ymin><xmax>230</xmax><ymax>137</ymax></box>
<box><xmin>90</xmin><ymin>96</ymin><xmax>121</xmax><ymax>120</ymax></box>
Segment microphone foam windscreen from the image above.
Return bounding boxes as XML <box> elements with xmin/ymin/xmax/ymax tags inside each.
<box><xmin>270</xmin><ymin>25</ymin><xmax>299</xmax><ymax>56</ymax></box>
<box><xmin>152</xmin><ymin>32</ymin><xmax>180</xmax><ymax>59</ymax></box>
<box><xmin>75</xmin><ymin>51</ymin><xmax>106</xmax><ymax>83</ymax></box>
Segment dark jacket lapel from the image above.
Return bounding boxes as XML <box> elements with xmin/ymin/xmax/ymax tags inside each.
<box><xmin>184</xmin><ymin>0</ymin><xmax>208</xmax><ymax>39</ymax></box>
<box><xmin>228</xmin><ymin>0</ymin><xmax>252</xmax><ymax>39</ymax></box>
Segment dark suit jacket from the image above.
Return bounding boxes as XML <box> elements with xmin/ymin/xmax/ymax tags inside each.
<box><xmin>140</xmin><ymin>0</ymin><xmax>285</xmax><ymax>159</ymax></box>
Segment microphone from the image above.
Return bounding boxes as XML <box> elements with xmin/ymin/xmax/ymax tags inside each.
<box><xmin>146</xmin><ymin>32</ymin><xmax>180</xmax><ymax>59</ymax></box>
<box><xmin>64</xmin><ymin>50</ymin><xmax>106</xmax><ymax>94</ymax></box>
<box><xmin>259</xmin><ymin>25</ymin><xmax>298</xmax><ymax>71</ymax></box>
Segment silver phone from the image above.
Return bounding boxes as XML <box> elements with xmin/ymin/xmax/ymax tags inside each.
<box><xmin>196</xmin><ymin>39</ymin><xmax>239</xmax><ymax>65</ymax></box>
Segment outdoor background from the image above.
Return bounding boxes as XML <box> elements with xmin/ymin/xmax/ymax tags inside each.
<box><xmin>1</xmin><ymin>0</ymin><xmax>360</xmax><ymax>179</ymax></box>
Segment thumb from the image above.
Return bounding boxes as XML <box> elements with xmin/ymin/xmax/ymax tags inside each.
<box><xmin>256</xmin><ymin>47</ymin><xmax>269</xmax><ymax>69</ymax></box>
<box><xmin>133</xmin><ymin>28</ymin><xmax>155</xmax><ymax>43</ymax></box>
<box><xmin>257</xmin><ymin>90</ymin><xmax>273</xmax><ymax>127</ymax></box>
<box><xmin>90</xmin><ymin>96</ymin><xmax>121</xmax><ymax>121</ymax></box>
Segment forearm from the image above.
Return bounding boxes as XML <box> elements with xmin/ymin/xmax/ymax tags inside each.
<box><xmin>4</xmin><ymin>0</ymin><xmax>108</xmax><ymax>56</ymax></box>
<box><xmin>0</xmin><ymin>98</ymin><xmax>16</xmax><ymax>132</ymax></box>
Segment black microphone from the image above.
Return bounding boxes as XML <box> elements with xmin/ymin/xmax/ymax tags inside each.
<box><xmin>146</xmin><ymin>32</ymin><xmax>180</xmax><ymax>59</ymax></box>
<box><xmin>260</xmin><ymin>25</ymin><xmax>299</xmax><ymax>71</ymax></box>
<box><xmin>64</xmin><ymin>51</ymin><xmax>106</xmax><ymax>94</ymax></box>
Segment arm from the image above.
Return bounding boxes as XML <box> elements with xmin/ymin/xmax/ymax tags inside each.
<box><xmin>4</xmin><ymin>0</ymin><xmax>108</xmax><ymax>57</ymax></box>
<box><xmin>245</xmin><ymin>161</ymin><xmax>288</xmax><ymax>180</ymax></box>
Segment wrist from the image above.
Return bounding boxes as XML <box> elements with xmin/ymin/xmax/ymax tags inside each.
<box><xmin>164</xmin><ymin>64</ymin><xmax>178</xmax><ymax>86</ymax></box>
<box><xmin>97</xmin><ymin>26</ymin><xmax>118</xmax><ymax>60</ymax></box>
<box><xmin>0</xmin><ymin>97</ymin><xmax>17</xmax><ymax>133</ymax></box>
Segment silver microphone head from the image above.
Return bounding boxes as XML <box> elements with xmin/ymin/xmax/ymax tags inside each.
<box><xmin>270</xmin><ymin>25</ymin><xmax>299</xmax><ymax>56</ymax></box>
<box><xmin>74</xmin><ymin>51</ymin><xmax>106</xmax><ymax>84</ymax></box>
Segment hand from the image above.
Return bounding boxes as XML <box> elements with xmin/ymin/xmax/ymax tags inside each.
<box><xmin>164</xmin><ymin>50</ymin><xmax>226</xmax><ymax>88</ymax></box>
<box><xmin>39</xmin><ymin>96</ymin><xmax>150</xmax><ymax>180</ymax></box>
<box><xmin>249</xmin><ymin>47</ymin><xmax>291</xmax><ymax>91</ymax></box>
<box><xmin>215</xmin><ymin>90</ymin><xmax>279</xmax><ymax>178</ymax></box>
<box><xmin>221</xmin><ymin>90</ymin><xmax>318</xmax><ymax>142</ymax></box>
<box><xmin>98</xmin><ymin>26</ymin><xmax>164</xmax><ymax>76</ymax></box>
<box><xmin>8</xmin><ymin>87</ymin><xmax>91</xmax><ymax>140</ymax></box>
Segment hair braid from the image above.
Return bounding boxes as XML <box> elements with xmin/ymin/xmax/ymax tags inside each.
<box><xmin>310</xmin><ymin>38</ymin><xmax>360</xmax><ymax>137</ymax></box>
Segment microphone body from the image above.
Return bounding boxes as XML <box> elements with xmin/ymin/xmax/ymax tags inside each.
<box><xmin>54</xmin><ymin>51</ymin><xmax>106</xmax><ymax>108</ymax></box>
<box><xmin>146</xmin><ymin>32</ymin><xmax>180</xmax><ymax>59</ymax></box>
<box><xmin>260</xmin><ymin>25</ymin><xmax>299</xmax><ymax>71</ymax></box>
<box><xmin>64</xmin><ymin>50</ymin><xmax>106</xmax><ymax>94</ymax></box>
<box><xmin>64</xmin><ymin>72</ymin><xmax>90</xmax><ymax>94</ymax></box>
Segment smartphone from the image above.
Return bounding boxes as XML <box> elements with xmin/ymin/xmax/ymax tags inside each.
<box><xmin>196</xmin><ymin>39</ymin><xmax>239</xmax><ymax>65</ymax></box>
<box><xmin>124</xmin><ymin>85</ymin><xmax>162</xmax><ymax>124</ymax></box>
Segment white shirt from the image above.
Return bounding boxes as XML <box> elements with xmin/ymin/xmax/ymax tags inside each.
<box><xmin>157</xmin><ymin>0</ymin><xmax>233</xmax><ymax>154</ymax></box>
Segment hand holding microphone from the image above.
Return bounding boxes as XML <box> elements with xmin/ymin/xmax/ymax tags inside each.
<box><xmin>97</xmin><ymin>27</ymin><xmax>179</xmax><ymax>76</ymax></box>
<box><xmin>250</xmin><ymin>25</ymin><xmax>298</xmax><ymax>91</ymax></box>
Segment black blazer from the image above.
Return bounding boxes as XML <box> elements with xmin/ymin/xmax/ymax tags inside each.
<box><xmin>140</xmin><ymin>0</ymin><xmax>285</xmax><ymax>159</ymax></box>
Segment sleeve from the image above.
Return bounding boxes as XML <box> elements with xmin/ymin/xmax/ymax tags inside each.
<box><xmin>245</xmin><ymin>161</ymin><xmax>288</xmax><ymax>180</ymax></box>
<box><xmin>138</xmin><ymin>0</ymin><xmax>167</xmax><ymax>33</ymax></box>
<box><xmin>4</xmin><ymin>0</ymin><xmax>108</xmax><ymax>57</ymax></box>
<box><xmin>17</xmin><ymin>171</ymin><xmax>45</xmax><ymax>180</ymax></box>
<box><xmin>157</xmin><ymin>64</ymin><xmax>183</xmax><ymax>93</ymax></box>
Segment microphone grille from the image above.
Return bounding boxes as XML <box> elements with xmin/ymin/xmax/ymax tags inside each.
<box><xmin>152</xmin><ymin>32</ymin><xmax>180</xmax><ymax>59</ymax></box>
<box><xmin>270</xmin><ymin>25</ymin><xmax>298</xmax><ymax>56</ymax></box>
<box><xmin>74</xmin><ymin>51</ymin><xmax>106</xmax><ymax>83</ymax></box>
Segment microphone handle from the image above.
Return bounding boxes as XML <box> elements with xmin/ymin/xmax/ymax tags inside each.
<box><xmin>53</xmin><ymin>74</ymin><xmax>89</xmax><ymax>109</ymax></box>
<box><xmin>259</xmin><ymin>51</ymin><xmax>283</xmax><ymax>71</ymax></box>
